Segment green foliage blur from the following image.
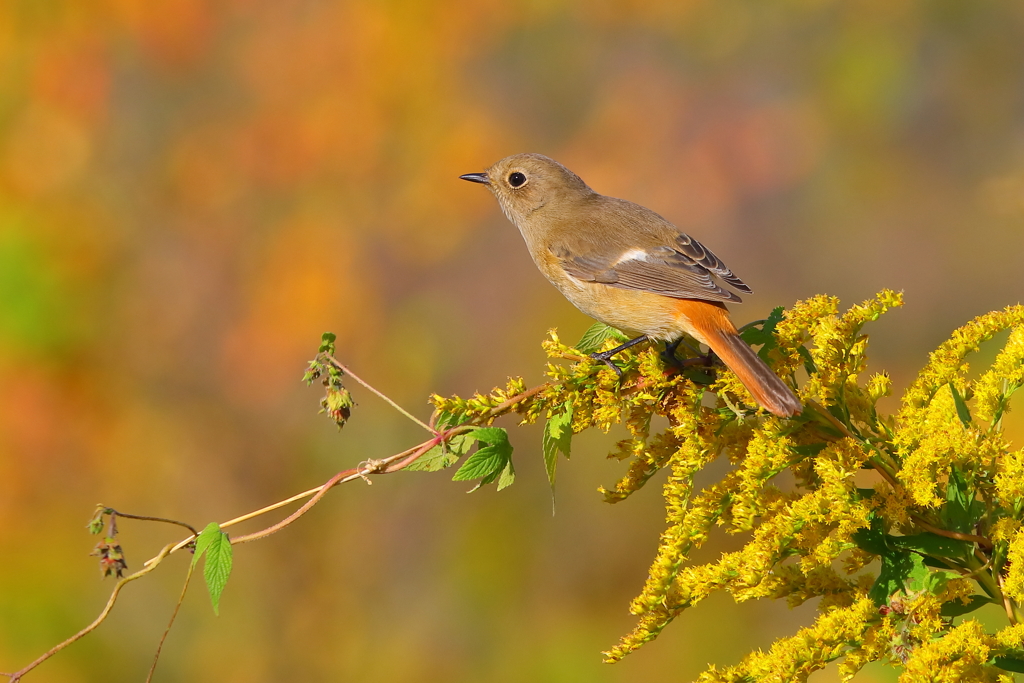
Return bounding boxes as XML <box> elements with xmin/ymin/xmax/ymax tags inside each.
<box><xmin>2</xmin><ymin>2</ymin><xmax>1023</xmax><ymax>682</ymax></box>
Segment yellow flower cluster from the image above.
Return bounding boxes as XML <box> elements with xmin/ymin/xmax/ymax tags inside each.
<box><xmin>896</xmin><ymin>385</ymin><xmax>997</xmax><ymax>507</ymax></box>
<box><xmin>1004</xmin><ymin>529</ymin><xmax>1024</xmax><ymax>604</ymax></box>
<box><xmin>428</xmin><ymin>292</ymin><xmax>1024</xmax><ymax>679</ymax></box>
<box><xmin>803</xmin><ymin>289</ymin><xmax>904</xmax><ymax>411</ymax></box>
<box><xmin>975</xmin><ymin>323</ymin><xmax>1024</xmax><ymax>424</ymax></box>
<box><xmin>694</xmin><ymin>597</ymin><xmax>877</xmax><ymax>682</ymax></box>
<box><xmin>901</xmin><ymin>620</ymin><xmax>1005</xmax><ymax>682</ymax></box>
<box><xmin>901</xmin><ymin>305</ymin><xmax>1024</xmax><ymax>412</ymax></box>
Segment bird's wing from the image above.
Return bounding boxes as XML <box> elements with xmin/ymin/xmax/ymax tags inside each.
<box><xmin>554</xmin><ymin>233</ymin><xmax>751</xmax><ymax>303</ymax></box>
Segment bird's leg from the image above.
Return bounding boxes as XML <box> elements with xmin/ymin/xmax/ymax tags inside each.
<box><xmin>661</xmin><ymin>337</ymin><xmax>685</xmax><ymax>367</ymax></box>
<box><xmin>661</xmin><ymin>337</ymin><xmax>717</xmax><ymax>370</ymax></box>
<box><xmin>589</xmin><ymin>334</ymin><xmax>650</xmax><ymax>377</ymax></box>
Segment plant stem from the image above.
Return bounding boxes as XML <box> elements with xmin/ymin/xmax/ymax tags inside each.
<box><xmin>322</xmin><ymin>354</ymin><xmax>436</xmax><ymax>434</ymax></box>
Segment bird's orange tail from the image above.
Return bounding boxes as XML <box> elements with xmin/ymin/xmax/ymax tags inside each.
<box><xmin>681</xmin><ymin>302</ymin><xmax>802</xmax><ymax>418</ymax></box>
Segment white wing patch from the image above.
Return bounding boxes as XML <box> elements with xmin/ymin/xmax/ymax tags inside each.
<box><xmin>613</xmin><ymin>248</ymin><xmax>649</xmax><ymax>265</ymax></box>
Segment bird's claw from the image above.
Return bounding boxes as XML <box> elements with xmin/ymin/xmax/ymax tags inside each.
<box><xmin>589</xmin><ymin>352</ymin><xmax>624</xmax><ymax>377</ymax></box>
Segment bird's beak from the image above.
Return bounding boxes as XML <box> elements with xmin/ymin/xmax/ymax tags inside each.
<box><xmin>459</xmin><ymin>172</ymin><xmax>490</xmax><ymax>185</ymax></box>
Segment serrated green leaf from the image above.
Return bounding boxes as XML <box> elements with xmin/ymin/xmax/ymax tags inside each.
<box><xmin>452</xmin><ymin>444</ymin><xmax>507</xmax><ymax>481</ymax></box>
<box><xmin>543</xmin><ymin>405</ymin><xmax>574</xmax><ymax>489</ymax></box>
<box><xmin>433</xmin><ymin>409</ymin><xmax>463</xmax><ymax>431</ymax></box>
<box><xmin>740</xmin><ymin>307</ymin><xmax>784</xmax><ymax>361</ymax></box>
<box><xmin>496</xmin><ymin>461</ymin><xmax>516</xmax><ymax>491</ymax></box>
<box><xmin>949</xmin><ymin>382</ymin><xmax>973</xmax><ymax>426</ymax></box>
<box><xmin>191</xmin><ymin>523</ymin><xmax>219</xmax><ymax>568</ymax></box>
<box><xmin>575</xmin><ymin>322</ymin><xmax>627</xmax><ymax>354</ymax></box>
<box><xmin>921</xmin><ymin>569</ymin><xmax>961</xmax><ymax>595</ymax></box>
<box><xmin>318</xmin><ymin>331</ymin><xmax>337</xmax><ymax>354</ymax></box>
<box><xmin>852</xmin><ymin>516</ymin><xmax>889</xmax><ymax>555</ymax></box>
<box><xmin>740</xmin><ymin>323</ymin><xmax>769</xmax><ymax>347</ymax></box>
<box><xmin>405</xmin><ymin>433</ymin><xmax>476</xmax><ymax>472</ymax></box>
<box><xmin>871</xmin><ymin>551</ymin><xmax>926</xmax><ymax>606</ymax></box>
<box><xmin>451</xmin><ymin>428</ymin><xmax>514</xmax><ymax>490</ymax></box>
<box><xmin>467</xmin><ymin>460</ymin><xmax>506</xmax><ymax>493</ymax></box>
<box><xmin>191</xmin><ymin>522</ymin><xmax>233</xmax><ymax>616</ymax></box>
<box><xmin>941</xmin><ymin>467</ymin><xmax>984</xmax><ymax>535</ymax></box>
<box><xmin>471</xmin><ymin>427</ymin><xmax>509</xmax><ymax>446</ymax></box>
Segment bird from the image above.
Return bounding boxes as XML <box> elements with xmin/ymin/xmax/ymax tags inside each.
<box><xmin>460</xmin><ymin>152</ymin><xmax>802</xmax><ymax>418</ymax></box>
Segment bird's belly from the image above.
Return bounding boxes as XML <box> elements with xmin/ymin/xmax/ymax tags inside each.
<box><xmin>550</xmin><ymin>278</ymin><xmax>699</xmax><ymax>342</ymax></box>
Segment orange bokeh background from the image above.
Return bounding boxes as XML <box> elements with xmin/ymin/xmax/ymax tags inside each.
<box><xmin>2</xmin><ymin>2</ymin><xmax>1023</xmax><ymax>681</ymax></box>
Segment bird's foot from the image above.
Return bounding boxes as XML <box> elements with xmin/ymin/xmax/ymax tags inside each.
<box><xmin>588</xmin><ymin>334</ymin><xmax>650</xmax><ymax>378</ymax></box>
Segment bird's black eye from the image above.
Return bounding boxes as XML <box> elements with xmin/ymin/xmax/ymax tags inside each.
<box><xmin>508</xmin><ymin>171</ymin><xmax>527</xmax><ymax>188</ymax></box>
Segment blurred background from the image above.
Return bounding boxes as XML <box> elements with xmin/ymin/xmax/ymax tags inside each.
<box><xmin>1</xmin><ymin>1</ymin><xmax>1023</xmax><ymax>681</ymax></box>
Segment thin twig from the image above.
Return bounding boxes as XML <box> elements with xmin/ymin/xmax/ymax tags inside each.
<box><xmin>5</xmin><ymin>377</ymin><xmax>557</xmax><ymax>681</ymax></box>
<box><xmin>145</xmin><ymin>561</ymin><xmax>195</xmax><ymax>683</ymax></box>
<box><xmin>996</xmin><ymin>568</ymin><xmax>1018</xmax><ymax>626</ymax></box>
<box><xmin>910</xmin><ymin>516</ymin><xmax>993</xmax><ymax>550</ymax></box>
<box><xmin>1</xmin><ymin>544</ymin><xmax>176</xmax><ymax>682</ymax></box>
<box><xmin>322</xmin><ymin>355</ymin><xmax>436</xmax><ymax>435</ymax></box>
<box><xmin>107</xmin><ymin>509</ymin><xmax>199</xmax><ymax>537</ymax></box>
<box><xmin>230</xmin><ymin>468</ymin><xmax>363</xmax><ymax>544</ymax></box>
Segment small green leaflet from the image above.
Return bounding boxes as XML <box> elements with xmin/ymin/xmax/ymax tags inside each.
<box><xmin>948</xmin><ymin>382</ymin><xmax>973</xmax><ymax>426</ymax></box>
<box><xmin>405</xmin><ymin>433</ymin><xmax>475</xmax><ymax>472</ymax></box>
<box><xmin>543</xmin><ymin>404</ymin><xmax>573</xmax><ymax>490</ymax></box>
<box><xmin>888</xmin><ymin>532</ymin><xmax>972</xmax><ymax>560</ymax></box>
<box><xmin>451</xmin><ymin>427</ymin><xmax>516</xmax><ymax>491</ymax></box>
<box><xmin>853</xmin><ymin>516</ymin><xmax>975</xmax><ymax>606</ymax></box>
<box><xmin>318</xmin><ymin>331</ymin><xmax>337</xmax><ymax>355</ymax></box>
<box><xmin>940</xmin><ymin>594</ymin><xmax>992</xmax><ymax>617</ymax></box>
<box><xmin>869</xmin><ymin>550</ymin><xmax>929</xmax><ymax>606</ymax></box>
<box><xmin>739</xmin><ymin>307</ymin><xmax>784</xmax><ymax>361</ymax></box>
<box><xmin>797</xmin><ymin>346</ymin><xmax>817</xmax><ymax>375</ymax></box>
<box><xmin>192</xmin><ymin>522</ymin><xmax>233</xmax><ymax>616</ymax></box>
<box><xmin>575</xmin><ymin>322</ymin><xmax>627</xmax><ymax>354</ymax></box>
<box><xmin>941</xmin><ymin>467</ymin><xmax>985</xmax><ymax>535</ymax></box>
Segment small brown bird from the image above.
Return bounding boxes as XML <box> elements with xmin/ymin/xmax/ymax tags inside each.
<box><xmin>460</xmin><ymin>153</ymin><xmax>801</xmax><ymax>418</ymax></box>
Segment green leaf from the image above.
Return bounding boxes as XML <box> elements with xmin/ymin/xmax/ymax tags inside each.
<box><xmin>941</xmin><ymin>467</ymin><xmax>985</xmax><ymax>535</ymax></box>
<box><xmin>302</xmin><ymin>359</ymin><xmax>323</xmax><ymax>385</ymax></box>
<box><xmin>797</xmin><ymin>346</ymin><xmax>817</xmax><ymax>375</ymax></box>
<box><xmin>543</xmin><ymin>404</ymin><xmax>574</xmax><ymax>489</ymax></box>
<box><xmin>949</xmin><ymin>382</ymin><xmax>973</xmax><ymax>426</ymax></box>
<box><xmin>683</xmin><ymin>368</ymin><xmax>716</xmax><ymax>385</ymax></box>
<box><xmin>86</xmin><ymin>507</ymin><xmax>108</xmax><ymax>535</ymax></box>
<box><xmin>575</xmin><ymin>323</ymin><xmax>627</xmax><ymax>354</ymax></box>
<box><xmin>318</xmin><ymin>331</ymin><xmax>337</xmax><ymax>355</ymax></box>
<box><xmin>452</xmin><ymin>428</ymin><xmax>513</xmax><ymax>484</ymax></box>
<box><xmin>740</xmin><ymin>307</ymin><xmax>784</xmax><ymax>361</ymax></box>
<box><xmin>869</xmin><ymin>551</ymin><xmax>927</xmax><ymax>606</ymax></box>
<box><xmin>452</xmin><ymin>444</ymin><xmax>506</xmax><ymax>481</ymax></box>
<box><xmin>903</xmin><ymin>554</ymin><xmax>933</xmax><ymax>594</ymax></box>
<box><xmin>852</xmin><ymin>515</ymin><xmax>889</xmax><ymax>555</ymax></box>
<box><xmin>191</xmin><ymin>522</ymin><xmax>233</xmax><ymax>616</ymax></box>
<box><xmin>432</xmin><ymin>409</ymin><xmax>464</xmax><ymax>431</ymax></box>
<box><xmin>471</xmin><ymin>427</ymin><xmax>510</xmax><ymax>446</ymax></box>
<box><xmin>792</xmin><ymin>443</ymin><xmax>828</xmax><ymax>458</ymax></box>
<box><xmin>917</xmin><ymin>569</ymin><xmax>960</xmax><ymax>595</ymax></box>
<box><xmin>889</xmin><ymin>532</ymin><xmax>973</xmax><ymax>560</ymax></box>
<box><xmin>496</xmin><ymin>461</ymin><xmax>516</xmax><ymax>491</ymax></box>
<box><xmin>994</xmin><ymin>657</ymin><xmax>1024</xmax><ymax>674</ymax></box>
<box><xmin>940</xmin><ymin>594</ymin><xmax>992</xmax><ymax>617</ymax></box>
<box><xmin>405</xmin><ymin>433</ymin><xmax>475</xmax><ymax>472</ymax></box>
<box><xmin>451</xmin><ymin>428</ymin><xmax>514</xmax><ymax>489</ymax></box>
